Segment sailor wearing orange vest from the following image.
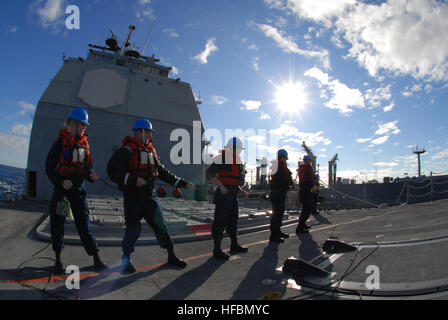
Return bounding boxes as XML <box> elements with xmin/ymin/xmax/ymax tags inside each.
<box><xmin>206</xmin><ymin>137</ymin><xmax>248</xmax><ymax>260</ymax></box>
<box><xmin>296</xmin><ymin>155</ymin><xmax>316</xmax><ymax>234</ymax></box>
<box><xmin>45</xmin><ymin>107</ymin><xmax>107</xmax><ymax>274</ymax></box>
<box><xmin>107</xmin><ymin>118</ymin><xmax>196</xmax><ymax>273</ymax></box>
<box><xmin>269</xmin><ymin>149</ymin><xmax>294</xmax><ymax>243</ymax></box>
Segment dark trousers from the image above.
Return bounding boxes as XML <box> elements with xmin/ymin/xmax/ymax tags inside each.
<box><xmin>311</xmin><ymin>192</ymin><xmax>319</xmax><ymax>213</ymax></box>
<box><xmin>298</xmin><ymin>189</ymin><xmax>313</xmax><ymax>230</ymax></box>
<box><xmin>269</xmin><ymin>190</ymin><xmax>286</xmax><ymax>235</ymax></box>
<box><xmin>49</xmin><ymin>185</ymin><xmax>99</xmax><ymax>256</ymax></box>
<box><xmin>122</xmin><ymin>194</ymin><xmax>173</xmax><ymax>257</ymax></box>
<box><xmin>212</xmin><ymin>186</ymin><xmax>239</xmax><ymax>245</ymax></box>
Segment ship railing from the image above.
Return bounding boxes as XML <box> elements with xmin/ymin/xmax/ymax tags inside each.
<box><xmin>399</xmin><ymin>171</ymin><xmax>448</xmax><ymax>205</ymax></box>
<box><xmin>319</xmin><ymin>170</ymin><xmax>448</xmax><ymax>210</ymax></box>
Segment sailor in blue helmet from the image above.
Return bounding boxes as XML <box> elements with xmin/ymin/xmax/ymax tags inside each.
<box><xmin>107</xmin><ymin>118</ymin><xmax>196</xmax><ymax>273</ymax></box>
<box><xmin>206</xmin><ymin>137</ymin><xmax>248</xmax><ymax>260</ymax></box>
<box><xmin>296</xmin><ymin>154</ymin><xmax>316</xmax><ymax>234</ymax></box>
<box><xmin>45</xmin><ymin>107</ymin><xmax>107</xmax><ymax>274</ymax></box>
<box><xmin>269</xmin><ymin>149</ymin><xmax>294</xmax><ymax>243</ymax></box>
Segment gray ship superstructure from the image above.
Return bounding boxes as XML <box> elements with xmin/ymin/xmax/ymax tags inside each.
<box><xmin>26</xmin><ymin>26</ymin><xmax>205</xmax><ymax>200</ymax></box>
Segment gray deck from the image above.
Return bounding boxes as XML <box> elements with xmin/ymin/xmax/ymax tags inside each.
<box><xmin>1</xmin><ymin>197</ymin><xmax>448</xmax><ymax>300</ymax></box>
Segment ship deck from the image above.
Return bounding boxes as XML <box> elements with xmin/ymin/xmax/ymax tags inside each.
<box><xmin>1</xmin><ymin>197</ymin><xmax>448</xmax><ymax>300</ymax></box>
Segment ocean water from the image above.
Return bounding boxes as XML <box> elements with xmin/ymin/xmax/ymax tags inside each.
<box><xmin>0</xmin><ymin>164</ymin><xmax>25</xmax><ymax>201</ymax></box>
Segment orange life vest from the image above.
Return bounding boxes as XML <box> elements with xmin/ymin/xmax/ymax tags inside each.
<box><xmin>215</xmin><ymin>150</ymin><xmax>246</xmax><ymax>186</ymax></box>
<box><xmin>298</xmin><ymin>162</ymin><xmax>314</xmax><ymax>184</ymax></box>
<box><xmin>122</xmin><ymin>136</ymin><xmax>159</xmax><ymax>180</ymax></box>
<box><xmin>173</xmin><ymin>188</ymin><xmax>182</xmax><ymax>198</ymax></box>
<box><xmin>270</xmin><ymin>161</ymin><xmax>293</xmax><ymax>187</ymax></box>
<box><xmin>56</xmin><ymin>129</ymin><xmax>92</xmax><ymax>179</ymax></box>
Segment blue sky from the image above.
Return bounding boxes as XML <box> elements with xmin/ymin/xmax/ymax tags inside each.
<box><xmin>1</xmin><ymin>0</ymin><xmax>448</xmax><ymax>184</ymax></box>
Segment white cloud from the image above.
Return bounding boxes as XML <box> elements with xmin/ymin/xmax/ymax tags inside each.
<box><xmin>383</xmin><ymin>102</ymin><xmax>395</xmax><ymax>112</ymax></box>
<box><xmin>0</xmin><ymin>133</ymin><xmax>29</xmax><ymax>154</ymax></box>
<box><xmin>193</xmin><ymin>38</ymin><xmax>218</xmax><ymax>64</ymax></box>
<box><xmin>163</xmin><ymin>28</ymin><xmax>179</xmax><ymax>38</ymax></box>
<box><xmin>371</xmin><ymin>135</ymin><xmax>389</xmax><ymax>145</ymax></box>
<box><xmin>375</xmin><ymin>121</ymin><xmax>401</xmax><ymax>135</ymax></box>
<box><xmin>357</xmin><ymin>138</ymin><xmax>372</xmax><ymax>143</ymax></box>
<box><xmin>285</xmin><ymin>0</ymin><xmax>356</xmax><ymax>27</ymax></box>
<box><xmin>304</xmin><ymin>67</ymin><xmax>365</xmax><ymax>114</ymax></box>
<box><xmin>16</xmin><ymin>101</ymin><xmax>36</xmax><ymax>116</ymax></box>
<box><xmin>12</xmin><ymin>123</ymin><xmax>32</xmax><ymax>136</ymax></box>
<box><xmin>270</xmin><ymin>124</ymin><xmax>331</xmax><ymax>147</ymax></box>
<box><xmin>260</xmin><ymin>112</ymin><xmax>271</xmax><ymax>120</ymax></box>
<box><xmin>374</xmin><ymin>161</ymin><xmax>399</xmax><ymax>167</ymax></box>
<box><xmin>363</xmin><ymin>85</ymin><xmax>392</xmax><ymax>109</ymax></box>
<box><xmin>240</xmin><ymin>100</ymin><xmax>261</xmax><ymax>111</ymax></box>
<box><xmin>30</xmin><ymin>0</ymin><xmax>67</xmax><ymax>30</ymax></box>
<box><xmin>248</xmin><ymin>44</ymin><xmax>258</xmax><ymax>51</ymax></box>
<box><xmin>335</xmin><ymin>0</ymin><xmax>448</xmax><ymax>81</ymax></box>
<box><xmin>255</xmin><ymin>23</ymin><xmax>330</xmax><ymax>68</ymax></box>
<box><xmin>252</xmin><ymin>56</ymin><xmax>260</xmax><ymax>70</ymax></box>
<box><xmin>432</xmin><ymin>149</ymin><xmax>448</xmax><ymax>160</ymax></box>
<box><xmin>209</xmin><ymin>95</ymin><xmax>228</xmax><ymax>105</ymax></box>
<box><xmin>280</xmin><ymin>0</ymin><xmax>448</xmax><ymax>82</ymax></box>
<box><xmin>171</xmin><ymin>66</ymin><xmax>179</xmax><ymax>75</ymax></box>
<box><xmin>6</xmin><ymin>25</ymin><xmax>18</xmax><ymax>34</ymax></box>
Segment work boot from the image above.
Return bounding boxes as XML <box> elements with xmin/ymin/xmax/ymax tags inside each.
<box><xmin>230</xmin><ymin>237</ymin><xmax>248</xmax><ymax>253</ymax></box>
<box><xmin>93</xmin><ymin>252</ymin><xmax>107</xmax><ymax>271</ymax></box>
<box><xmin>230</xmin><ymin>243</ymin><xmax>248</xmax><ymax>253</ymax></box>
<box><xmin>167</xmin><ymin>255</ymin><xmax>187</xmax><ymax>268</ymax></box>
<box><xmin>279</xmin><ymin>231</ymin><xmax>290</xmax><ymax>239</ymax></box>
<box><xmin>54</xmin><ymin>254</ymin><xmax>64</xmax><ymax>275</ymax></box>
<box><xmin>121</xmin><ymin>256</ymin><xmax>136</xmax><ymax>274</ymax></box>
<box><xmin>269</xmin><ymin>235</ymin><xmax>284</xmax><ymax>243</ymax></box>
<box><xmin>213</xmin><ymin>249</ymin><xmax>231</xmax><ymax>260</ymax></box>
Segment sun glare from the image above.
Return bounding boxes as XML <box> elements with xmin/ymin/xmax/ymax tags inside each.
<box><xmin>275</xmin><ymin>82</ymin><xmax>307</xmax><ymax>114</ymax></box>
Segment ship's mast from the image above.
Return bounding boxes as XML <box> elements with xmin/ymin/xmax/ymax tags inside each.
<box><xmin>413</xmin><ymin>145</ymin><xmax>426</xmax><ymax>177</ymax></box>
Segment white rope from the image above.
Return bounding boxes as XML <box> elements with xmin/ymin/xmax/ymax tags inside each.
<box><xmin>432</xmin><ymin>180</ymin><xmax>448</xmax><ymax>185</ymax></box>
<box><xmin>432</xmin><ymin>169</ymin><xmax>448</xmax><ymax>175</ymax></box>
<box><xmin>408</xmin><ymin>182</ymin><xmax>431</xmax><ymax>190</ymax></box>
<box><xmin>320</xmin><ymin>181</ymin><xmax>377</xmax><ymax>207</ymax></box>
<box><xmin>409</xmin><ymin>192</ymin><xmax>432</xmax><ymax>198</ymax></box>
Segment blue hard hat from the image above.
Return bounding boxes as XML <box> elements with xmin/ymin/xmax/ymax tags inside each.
<box><xmin>303</xmin><ymin>155</ymin><xmax>312</xmax><ymax>162</ymax></box>
<box><xmin>277</xmin><ymin>149</ymin><xmax>288</xmax><ymax>159</ymax></box>
<box><xmin>68</xmin><ymin>107</ymin><xmax>89</xmax><ymax>126</ymax></box>
<box><xmin>226</xmin><ymin>137</ymin><xmax>244</xmax><ymax>149</ymax></box>
<box><xmin>315</xmin><ymin>174</ymin><xmax>320</xmax><ymax>179</ymax></box>
<box><xmin>133</xmin><ymin>118</ymin><xmax>154</xmax><ymax>131</ymax></box>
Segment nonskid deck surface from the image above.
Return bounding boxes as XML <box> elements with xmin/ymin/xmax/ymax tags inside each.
<box><xmin>0</xmin><ymin>198</ymin><xmax>447</xmax><ymax>300</ymax></box>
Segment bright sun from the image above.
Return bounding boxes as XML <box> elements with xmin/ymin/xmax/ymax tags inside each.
<box><xmin>275</xmin><ymin>82</ymin><xmax>307</xmax><ymax>114</ymax></box>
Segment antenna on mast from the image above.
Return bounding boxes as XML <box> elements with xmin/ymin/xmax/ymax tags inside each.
<box><xmin>120</xmin><ymin>13</ymin><xmax>138</xmax><ymax>55</ymax></box>
<box><xmin>141</xmin><ymin>21</ymin><xmax>155</xmax><ymax>56</ymax></box>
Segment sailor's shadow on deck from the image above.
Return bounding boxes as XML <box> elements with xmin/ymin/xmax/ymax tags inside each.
<box><xmin>149</xmin><ymin>257</ymin><xmax>226</xmax><ymax>300</ymax></box>
<box><xmin>231</xmin><ymin>242</ymin><xmax>286</xmax><ymax>300</ymax></box>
